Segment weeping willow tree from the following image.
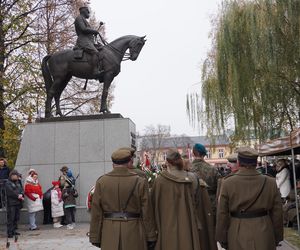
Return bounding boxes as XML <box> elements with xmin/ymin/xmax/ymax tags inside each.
<box><xmin>187</xmin><ymin>0</ymin><xmax>300</xmax><ymax>143</ymax></box>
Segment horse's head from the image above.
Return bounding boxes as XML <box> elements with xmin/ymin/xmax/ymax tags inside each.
<box><xmin>128</xmin><ymin>36</ymin><xmax>146</xmax><ymax>61</ymax></box>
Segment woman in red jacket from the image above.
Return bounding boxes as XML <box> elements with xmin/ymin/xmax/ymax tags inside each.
<box><xmin>24</xmin><ymin>169</ymin><xmax>43</xmax><ymax>230</ymax></box>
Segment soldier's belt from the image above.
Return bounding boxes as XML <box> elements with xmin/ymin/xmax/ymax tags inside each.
<box><xmin>230</xmin><ymin>210</ymin><xmax>269</xmax><ymax>219</ymax></box>
<box><xmin>103</xmin><ymin>212</ymin><xmax>140</xmax><ymax>219</ymax></box>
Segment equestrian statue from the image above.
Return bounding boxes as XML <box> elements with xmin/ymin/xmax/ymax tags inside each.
<box><xmin>42</xmin><ymin>6</ymin><xmax>146</xmax><ymax>118</ymax></box>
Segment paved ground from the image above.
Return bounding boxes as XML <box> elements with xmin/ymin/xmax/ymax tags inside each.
<box><xmin>0</xmin><ymin>223</ymin><xmax>298</xmax><ymax>250</ymax></box>
<box><xmin>217</xmin><ymin>241</ymin><xmax>298</xmax><ymax>250</ymax></box>
<box><xmin>0</xmin><ymin>224</ymin><xmax>97</xmax><ymax>250</ymax></box>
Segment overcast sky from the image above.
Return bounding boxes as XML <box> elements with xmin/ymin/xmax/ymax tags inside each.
<box><xmin>90</xmin><ymin>0</ymin><xmax>222</xmax><ymax>136</ymax></box>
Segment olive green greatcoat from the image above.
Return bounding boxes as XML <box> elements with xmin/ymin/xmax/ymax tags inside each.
<box><xmin>89</xmin><ymin>167</ymin><xmax>157</xmax><ymax>250</ymax></box>
<box><xmin>152</xmin><ymin>167</ymin><xmax>217</xmax><ymax>250</ymax></box>
<box><xmin>216</xmin><ymin>168</ymin><xmax>283</xmax><ymax>250</ymax></box>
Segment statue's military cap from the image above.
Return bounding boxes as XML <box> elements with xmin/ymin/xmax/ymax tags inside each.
<box><xmin>237</xmin><ymin>147</ymin><xmax>258</xmax><ymax>166</ymax></box>
<box><xmin>111</xmin><ymin>149</ymin><xmax>132</xmax><ymax>165</ymax></box>
<box><xmin>227</xmin><ymin>153</ymin><xmax>238</xmax><ymax>163</ymax></box>
<box><xmin>166</xmin><ymin>149</ymin><xmax>182</xmax><ymax>161</ymax></box>
<box><xmin>79</xmin><ymin>6</ymin><xmax>89</xmax><ymax>12</ymax></box>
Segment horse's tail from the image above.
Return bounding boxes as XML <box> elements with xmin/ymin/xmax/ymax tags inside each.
<box><xmin>41</xmin><ymin>55</ymin><xmax>53</xmax><ymax>93</ymax></box>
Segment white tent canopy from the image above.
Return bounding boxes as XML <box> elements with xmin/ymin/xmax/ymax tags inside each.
<box><xmin>258</xmin><ymin>128</ymin><xmax>300</xmax><ymax>235</ymax></box>
<box><xmin>258</xmin><ymin>128</ymin><xmax>300</xmax><ymax>156</ymax></box>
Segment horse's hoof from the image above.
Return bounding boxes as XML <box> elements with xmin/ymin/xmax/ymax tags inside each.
<box><xmin>100</xmin><ymin>109</ymin><xmax>110</xmax><ymax>114</ymax></box>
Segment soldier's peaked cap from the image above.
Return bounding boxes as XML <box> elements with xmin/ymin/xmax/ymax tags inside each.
<box><xmin>166</xmin><ymin>149</ymin><xmax>181</xmax><ymax>162</ymax></box>
<box><xmin>111</xmin><ymin>149</ymin><xmax>132</xmax><ymax>165</ymax></box>
<box><xmin>227</xmin><ymin>153</ymin><xmax>238</xmax><ymax>163</ymax></box>
<box><xmin>237</xmin><ymin>147</ymin><xmax>258</xmax><ymax>165</ymax></box>
<box><xmin>119</xmin><ymin>147</ymin><xmax>136</xmax><ymax>157</ymax></box>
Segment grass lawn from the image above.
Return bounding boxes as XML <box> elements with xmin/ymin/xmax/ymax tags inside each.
<box><xmin>285</xmin><ymin>227</ymin><xmax>300</xmax><ymax>249</ymax></box>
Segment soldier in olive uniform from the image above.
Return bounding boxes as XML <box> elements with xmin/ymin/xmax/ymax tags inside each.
<box><xmin>89</xmin><ymin>148</ymin><xmax>157</xmax><ymax>250</ymax></box>
<box><xmin>152</xmin><ymin>149</ymin><xmax>217</xmax><ymax>250</ymax></box>
<box><xmin>191</xmin><ymin>143</ymin><xmax>221</xmax><ymax>220</ymax></box>
<box><xmin>216</xmin><ymin>147</ymin><xmax>283</xmax><ymax>250</ymax></box>
<box><xmin>74</xmin><ymin>6</ymin><xmax>104</xmax><ymax>77</ymax></box>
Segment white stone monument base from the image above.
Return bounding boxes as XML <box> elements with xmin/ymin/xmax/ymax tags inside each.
<box><xmin>13</xmin><ymin>114</ymin><xmax>136</xmax><ymax>223</ymax></box>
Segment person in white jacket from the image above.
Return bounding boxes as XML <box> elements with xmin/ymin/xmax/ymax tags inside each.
<box><xmin>24</xmin><ymin>169</ymin><xmax>43</xmax><ymax>230</ymax></box>
<box><xmin>51</xmin><ymin>181</ymin><xmax>64</xmax><ymax>228</ymax></box>
<box><xmin>276</xmin><ymin>159</ymin><xmax>291</xmax><ymax>201</ymax></box>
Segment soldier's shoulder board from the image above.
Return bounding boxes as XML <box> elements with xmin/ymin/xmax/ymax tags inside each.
<box><xmin>96</xmin><ymin>175</ymin><xmax>105</xmax><ymax>182</ymax></box>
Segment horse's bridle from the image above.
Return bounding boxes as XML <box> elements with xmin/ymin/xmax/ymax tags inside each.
<box><xmin>105</xmin><ymin>44</ymin><xmax>131</xmax><ymax>61</ymax></box>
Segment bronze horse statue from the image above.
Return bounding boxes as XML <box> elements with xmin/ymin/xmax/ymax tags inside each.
<box><xmin>41</xmin><ymin>35</ymin><xmax>146</xmax><ymax>118</ymax></box>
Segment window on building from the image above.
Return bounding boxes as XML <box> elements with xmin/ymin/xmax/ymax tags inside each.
<box><xmin>163</xmin><ymin>151</ymin><xmax>167</xmax><ymax>161</ymax></box>
<box><xmin>207</xmin><ymin>149</ymin><xmax>211</xmax><ymax>159</ymax></box>
<box><xmin>218</xmin><ymin>149</ymin><xmax>224</xmax><ymax>158</ymax></box>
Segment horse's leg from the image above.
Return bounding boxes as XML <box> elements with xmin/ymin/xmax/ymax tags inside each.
<box><xmin>100</xmin><ymin>74</ymin><xmax>114</xmax><ymax>113</ymax></box>
<box><xmin>54</xmin><ymin>92</ymin><xmax>63</xmax><ymax>117</ymax></box>
<box><xmin>47</xmin><ymin>77</ymin><xmax>64</xmax><ymax>117</ymax></box>
<box><xmin>45</xmin><ymin>93</ymin><xmax>53</xmax><ymax>118</ymax></box>
<box><xmin>54</xmin><ymin>76</ymin><xmax>71</xmax><ymax>116</ymax></box>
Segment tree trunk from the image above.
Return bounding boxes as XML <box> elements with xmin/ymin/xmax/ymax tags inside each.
<box><xmin>0</xmin><ymin>10</ymin><xmax>5</xmax><ymax>151</ymax></box>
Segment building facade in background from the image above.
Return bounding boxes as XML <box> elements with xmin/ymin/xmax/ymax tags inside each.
<box><xmin>137</xmin><ymin>135</ymin><xmax>233</xmax><ymax>167</ymax></box>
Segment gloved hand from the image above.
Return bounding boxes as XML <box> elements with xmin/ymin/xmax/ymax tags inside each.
<box><xmin>147</xmin><ymin>241</ymin><xmax>156</xmax><ymax>250</ymax></box>
<box><xmin>91</xmin><ymin>242</ymin><xmax>101</xmax><ymax>248</ymax></box>
<box><xmin>220</xmin><ymin>242</ymin><xmax>228</xmax><ymax>249</ymax></box>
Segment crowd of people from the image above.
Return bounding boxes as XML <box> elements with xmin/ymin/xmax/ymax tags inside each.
<box><xmin>0</xmin><ymin>160</ymin><xmax>78</xmax><ymax>238</ymax></box>
<box><xmin>0</xmin><ymin>143</ymin><xmax>298</xmax><ymax>249</ymax></box>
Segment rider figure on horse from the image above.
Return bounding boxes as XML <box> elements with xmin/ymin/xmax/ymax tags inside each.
<box><xmin>74</xmin><ymin>6</ymin><xmax>104</xmax><ymax>78</ymax></box>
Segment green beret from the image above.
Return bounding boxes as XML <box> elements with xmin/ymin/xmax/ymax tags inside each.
<box><xmin>111</xmin><ymin>149</ymin><xmax>132</xmax><ymax>165</ymax></box>
<box><xmin>193</xmin><ymin>143</ymin><xmax>207</xmax><ymax>155</ymax></box>
<box><xmin>166</xmin><ymin>149</ymin><xmax>181</xmax><ymax>162</ymax></box>
<box><xmin>227</xmin><ymin>153</ymin><xmax>238</xmax><ymax>163</ymax></box>
<box><xmin>237</xmin><ymin>147</ymin><xmax>258</xmax><ymax>165</ymax></box>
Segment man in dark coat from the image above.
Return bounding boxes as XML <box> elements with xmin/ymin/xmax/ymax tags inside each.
<box><xmin>0</xmin><ymin>157</ymin><xmax>10</xmax><ymax>180</ymax></box>
<box><xmin>191</xmin><ymin>143</ymin><xmax>221</xmax><ymax>220</ymax></box>
<box><xmin>5</xmin><ymin>170</ymin><xmax>24</xmax><ymax>237</ymax></box>
<box><xmin>0</xmin><ymin>156</ymin><xmax>10</xmax><ymax>208</ymax></box>
<box><xmin>89</xmin><ymin>148</ymin><xmax>157</xmax><ymax>250</ymax></box>
<box><xmin>74</xmin><ymin>6</ymin><xmax>104</xmax><ymax>77</ymax></box>
<box><xmin>216</xmin><ymin>147</ymin><xmax>283</xmax><ymax>250</ymax></box>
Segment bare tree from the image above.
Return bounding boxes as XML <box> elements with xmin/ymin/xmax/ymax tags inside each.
<box><xmin>140</xmin><ymin>124</ymin><xmax>170</xmax><ymax>165</ymax></box>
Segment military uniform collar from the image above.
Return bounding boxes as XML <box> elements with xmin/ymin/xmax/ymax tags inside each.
<box><xmin>192</xmin><ymin>158</ymin><xmax>205</xmax><ymax>163</ymax></box>
<box><xmin>161</xmin><ymin>168</ymin><xmax>193</xmax><ymax>183</ymax></box>
<box><xmin>106</xmin><ymin>166</ymin><xmax>137</xmax><ymax>176</ymax></box>
<box><xmin>235</xmin><ymin>167</ymin><xmax>261</xmax><ymax>176</ymax></box>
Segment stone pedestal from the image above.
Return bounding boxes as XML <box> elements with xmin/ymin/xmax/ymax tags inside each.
<box><xmin>13</xmin><ymin>114</ymin><xmax>136</xmax><ymax>222</ymax></box>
